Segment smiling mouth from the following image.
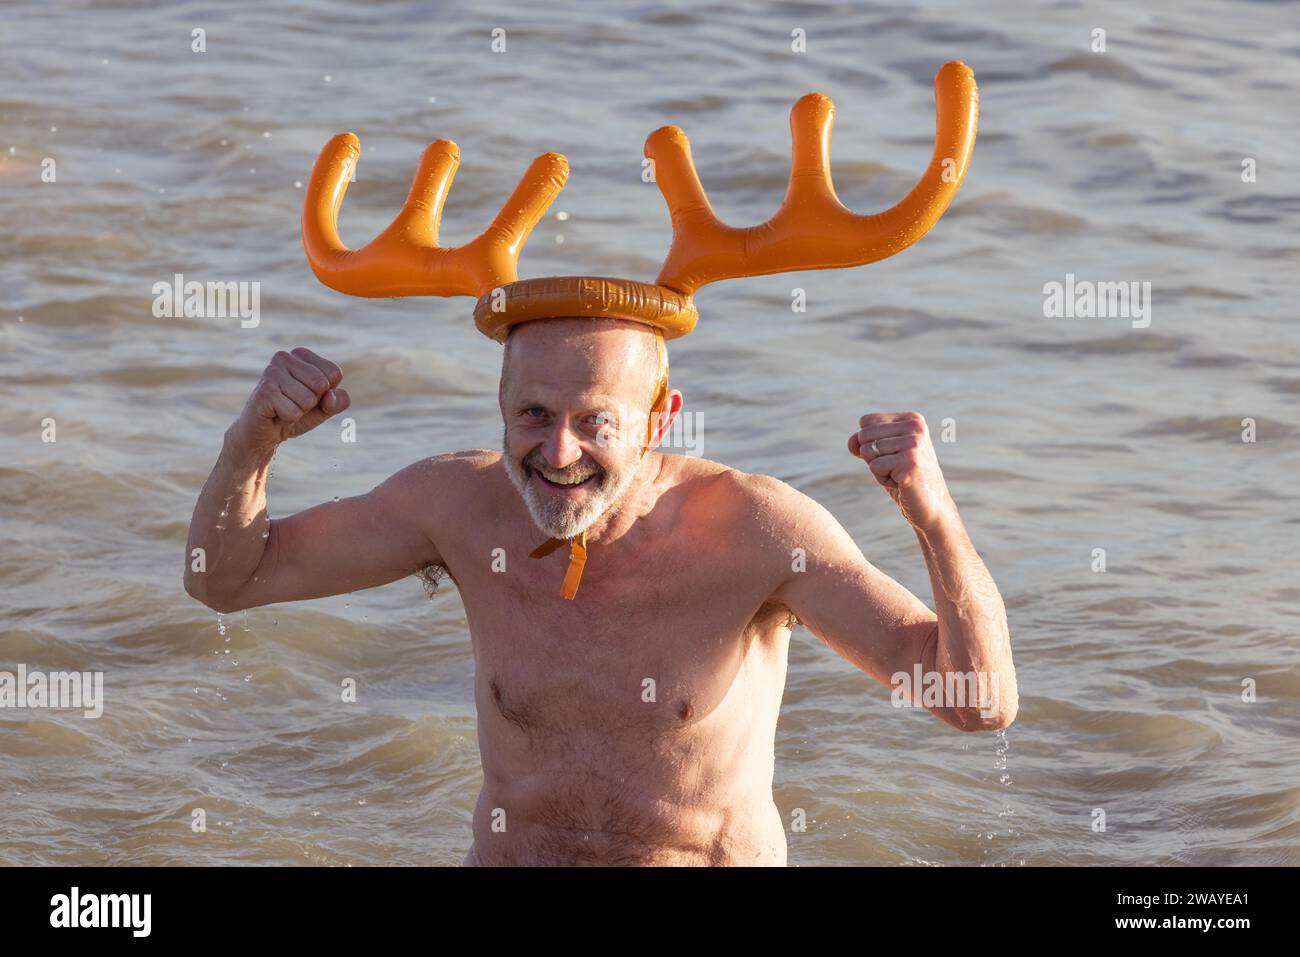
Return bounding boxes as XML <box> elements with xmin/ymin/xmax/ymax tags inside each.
<box><xmin>533</xmin><ymin>471</ymin><xmax>597</xmax><ymax>491</ymax></box>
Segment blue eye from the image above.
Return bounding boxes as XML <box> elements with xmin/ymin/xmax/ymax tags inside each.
<box><xmin>523</xmin><ymin>407</ymin><xmax>545</xmax><ymax>418</ymax></box>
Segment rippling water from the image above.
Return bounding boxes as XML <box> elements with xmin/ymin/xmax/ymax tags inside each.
<box><xmin>2</xmin><ymin>0</ymin><xmax>1298</xmax><ymax>866</ymax></box>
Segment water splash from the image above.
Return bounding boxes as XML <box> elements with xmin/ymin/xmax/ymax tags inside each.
<box><xmin>994</xmin><ymin>729</ymin><xmax>1012</xmax><ymax>786</ymax></box>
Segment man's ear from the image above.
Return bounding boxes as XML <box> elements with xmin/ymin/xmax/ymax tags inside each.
<box><xmin>648</xmin><ymin>388</ymin><xmax>684</xmax><ymax>449</ymax></box>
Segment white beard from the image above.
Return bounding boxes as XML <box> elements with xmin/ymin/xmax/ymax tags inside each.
<box><xmin>503</xmin><ymin>433</ymin><xmax>645</xmax><ymax>540</ymax></box>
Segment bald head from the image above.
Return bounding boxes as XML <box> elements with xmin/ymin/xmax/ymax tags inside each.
<box><xmin>500</xmin><ymin>317</ymin><xmax>667</xmax><ymax>417</ymax></box>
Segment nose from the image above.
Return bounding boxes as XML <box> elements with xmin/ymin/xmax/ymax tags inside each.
<box><xmin>539</xmin><ymin>420</ymin><xmax>586</xmax><ymax>472</ymax></box>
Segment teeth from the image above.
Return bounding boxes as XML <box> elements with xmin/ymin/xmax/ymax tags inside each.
<box><xmin>538</xmin><ymin>470</ymin><xmax>591</xmax><ymax>486</ymax></box>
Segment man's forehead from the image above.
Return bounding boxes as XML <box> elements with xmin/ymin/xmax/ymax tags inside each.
<box><xmin>505</xmin><ymin>318</ymin><xmax>655</xmax><ymax>363</ymax></box>
<box><xmin>505</xmin><ymin>376</ymin><xmax>624</xmax><ymax>406</ymax></box>
<box><xmin>509</xmin><ymin>343</ymin><xmax>648</xmax><ymax>378</ymax></box>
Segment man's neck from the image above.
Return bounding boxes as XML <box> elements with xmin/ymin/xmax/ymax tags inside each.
<box><xmin>578</xmin><ymin>451</ymin><xmax>667</xmax><ymax>549</ymax></box>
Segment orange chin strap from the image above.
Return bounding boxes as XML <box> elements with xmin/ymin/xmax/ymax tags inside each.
<box><xmin>527</xmin><ymin>528</ymin><xmax>588</xmax><ymax>599</ymax></box>
<box><xmin>527</xmin><ymin>328</ymin><xmax>667</xmax><ymax>601</ymax></box>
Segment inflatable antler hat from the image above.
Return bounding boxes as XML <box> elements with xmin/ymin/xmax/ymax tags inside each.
<box><xmin>301</xmin><ymin>60</ymin><xmax>979</xmax><ymax>599</ymax></box>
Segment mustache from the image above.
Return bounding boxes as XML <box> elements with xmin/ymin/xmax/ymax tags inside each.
<box><xmin>523</xmin><ymin>450</ymin><xmax>605</xmax><ymax>482</ymax></box>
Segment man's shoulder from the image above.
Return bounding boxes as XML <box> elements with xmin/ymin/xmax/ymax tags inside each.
<box><xmin>432</xmin><ymin>447</ymin><xmax>503</xmax><ymax>474</ymax></box>
<box><xmin>395</xmin><ymin>448</ymin><xmax>501</xmax><ymax>481</ymax></box>
<box><xmin>378</xmin><ymin>448</ymin><xmax>502</xmax><ymax>512</ymax></box>
<box><xmin>681</xmin><ymin>456</ymin><xmax>798</xmax><ymax>499</ymax></box>
<box><xmin>669</xmin><ymin>456</ymin><xmax>817</xmax><ymax>528</ymax></box>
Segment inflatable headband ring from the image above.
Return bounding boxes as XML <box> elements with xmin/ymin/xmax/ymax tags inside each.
<box><xmin>300</xmin><ymin>60</ymin><xmax>978</xmax><ymax>599</ymax></box>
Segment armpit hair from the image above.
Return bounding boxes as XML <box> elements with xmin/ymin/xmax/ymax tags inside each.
<box><xmin>414</xmin><ymin>563</ymin><xmax>453</xmax><ymax>599</ymax></box>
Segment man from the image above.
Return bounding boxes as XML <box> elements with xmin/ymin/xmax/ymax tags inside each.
<box><xmin>183</xmin><ymin>316</ymin><xmax>1018</xmax><ymax>866</ymax></box>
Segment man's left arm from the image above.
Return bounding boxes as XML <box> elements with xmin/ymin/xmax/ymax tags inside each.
<box><xmin>766</xmin><ymin>411</ymin><xmax>1018</xmax><ymax>732</ymax></box>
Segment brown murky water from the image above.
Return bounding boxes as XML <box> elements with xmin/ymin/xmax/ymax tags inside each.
<box><xmin>2</xmin><ymin>1</ymin><xmax>1298</xmax><ymax>865</ymax></box>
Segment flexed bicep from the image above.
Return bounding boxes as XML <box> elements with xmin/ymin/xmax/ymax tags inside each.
<box><xmin>226</xmin><ymin>459</ymin><xmax>444</xmax><ymax>611</ymax></box>
<box><xmin>755</xmin><ymin>475</ymin><xmax>937</xmax><ymax>689</ymax></box>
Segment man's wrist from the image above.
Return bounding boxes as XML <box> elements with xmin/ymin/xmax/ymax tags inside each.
<box><xmin>221</xmin><ymin>428</ymin><xmax>277</xmax><ymax>476</ymax></box>
<box><xmin>912</xmin><ymin>498</ymin><xmax>964</xmax><ymax>541</ymax></box>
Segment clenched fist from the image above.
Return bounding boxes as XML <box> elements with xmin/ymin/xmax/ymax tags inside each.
<box><xmin>848</xmin><ymin>411</ymin><xmax>957</xmax><ymax>532</ymax></box>
<box><xmin>225</xmin><ymin>347</ymin><xmax>351</xmax><ymax>462</ymax></box>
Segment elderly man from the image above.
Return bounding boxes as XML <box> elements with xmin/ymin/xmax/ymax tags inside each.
<box><xmin>184</xmin><ymin>314</ymin><xmax>1017</xmax><ymax>866</ymax></box>
<box><xmin>185</xmin><ymin>61</ymin><xmax>1013</xmax><ymax>864</ymax></box>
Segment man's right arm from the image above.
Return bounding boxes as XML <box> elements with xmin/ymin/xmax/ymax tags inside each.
<box><xmin>183</xmin><ymin>347</ymin><xmax>444</xmax><ymax>613</ymax></box>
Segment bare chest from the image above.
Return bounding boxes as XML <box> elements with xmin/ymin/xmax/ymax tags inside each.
<box><xmin>449</xmin><ymin>522</ymin><xmax>794</xmax><ymax>746</ymax></box>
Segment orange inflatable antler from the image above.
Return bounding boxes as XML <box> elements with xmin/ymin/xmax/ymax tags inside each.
<box><xmin>645</xmin><ymin>60</ymin><xmax>978</xmax><ymax>296</ymax></box>
<box><xmin>301</xmin><ymin>60</ymin><xmax>977</xmax><ymax>344</ymax></box>
<box><xmin>302</xmin><ymin>133</ymin><xmax>569</xmax><ymax>298</ymax></box>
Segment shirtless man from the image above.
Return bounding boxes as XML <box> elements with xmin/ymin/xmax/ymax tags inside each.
<box><xmin>183</xmin><ymin>318</ymin><xmax>1018</xmax><ymax>866</ymax></box>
